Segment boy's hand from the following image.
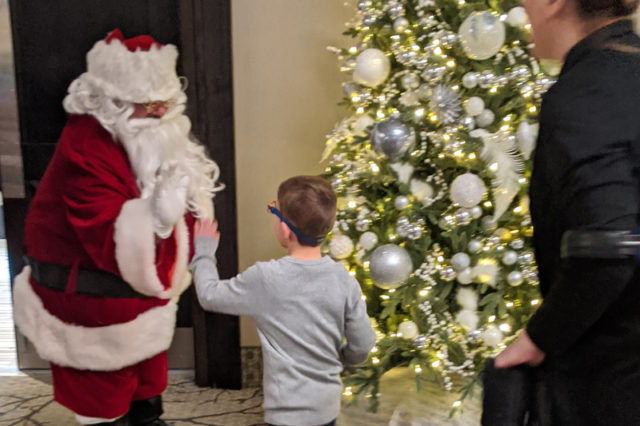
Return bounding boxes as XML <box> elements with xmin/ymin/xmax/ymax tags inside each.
<box><xmin>194</xmin><ymin>219</ymin><xmax>220</xmax><ymax>241</ymax></box>
<box><xmin>494</xmin><ymin>329</ymin><xmax>545</xmax><ymax>368</ymax></box>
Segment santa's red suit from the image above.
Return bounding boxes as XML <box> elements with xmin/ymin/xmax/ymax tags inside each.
<box><xmin>12</xmin><ymin>30</ymin><xmax>214</xmax><ymax>425</ymax></box>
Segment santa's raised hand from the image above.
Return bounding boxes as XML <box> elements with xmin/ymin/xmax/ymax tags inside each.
<box><xmin>151</xmin><ymin>161</ymin><xmax>189</xmax><ymax>238</ymax></box>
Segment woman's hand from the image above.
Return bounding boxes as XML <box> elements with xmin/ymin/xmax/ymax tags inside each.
<box><xmin>495</xmin><ymin>329</ymin><xmax>546</xmax><ymax>368</ymax></box>
<box><xmin>194</xmin><ymin>219</ymin><xmax>220</xmax><ymax>241</ymax></box>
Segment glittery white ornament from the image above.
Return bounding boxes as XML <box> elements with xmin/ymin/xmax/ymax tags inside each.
<box><xmin>481</xmin><ymin>326</ymin><xmax>503</xmax><ymax>347</ymax></box>
<box><xmin>329</xmin><ymin>235</ymin><xmax>354</xmax><ymax>259</ymax></box>
<box><xmin>398</xmin><ymin>320</ymin><xmax>419</xmax><ymax>339</ymax></box>
<box><xmin>502</xmin><ymin>251</ymin><xmax>518</xmax><ymax>265</ymax></box>
<box><xmin>506</xmin><ymin>7</ymin><xmax>529</xmax><ymax>27</ymax></box>
<box><xmin>358</xmin><ymin>231</ymin><xmax>378</xmax><ymax>250</ymax></box>
<box><xmin>457</xmin><ymin>267</ymin><xmax>473</xmax><ymax>284</ymax></box>
<box><xmin>353</xmin><ymin>49</ymin><xmax>391</xmax><ymax>87</ymax></box>
<box><xmin>451</xmin><ymin>252</ymin><xmax>471</xmax><ymax>271</ymax></box>
<box><xmin>370</xmin><ymin>244</ymin><xmax>413</xmax><ymax>289</ymax></box>
<box><xmin>394</xmin><ymin>195</ymin><xmax>410</xmax><ymax>210</ymax></box>
<box><xmin>450</xmin><ymin>173</ymin><xmax>487</xmax><ymax>208</ymax></box>
<box><xmin>462</xmin><ymin>72</ymin><xmax>479</xmax><ymax>89</ymax></box>
<box><xmin>458</xmin><ymin>11</ymin><xmax>506</xmax><ymax>60</ymax></box>
<box><xmin>456</xmin><ymin>309</ymin><xmax>479</xmax><ymax>330</ymax></box>
<box><xmin>476</xmin><ymin>109</ymin><xmax>495</xmax><ymax>127</ymax></box>
<box><xmin>464</xmin><ymin>97</ymin><xmax>485</xmax><ymax>116</ymax></box>
<box><xmin>456</xmin><ymin>288</ymin><xmax>478</xmax><ymax>310</ymax></box>
<box><xmin>410</xmin><ymin>179</ymin><xmax>435</xmax><ymax>206</ymax></box>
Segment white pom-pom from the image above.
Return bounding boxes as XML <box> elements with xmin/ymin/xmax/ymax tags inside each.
<box><xmin>450</xmin><ymin>173</ymin><xmax>487</xmax><ymax>208</ymax></box>
<box><xmin>456</xmin><ymin>309</ymin><xmax>479</xmax><ymax>330</ymax></box>
<box><xmin>358</xmin><ymin>231</ymin><xmax>378</xmax><ymax>250</ymax></box>
<box><xmin>472</xmin><ymin>260</ymin><xmax>500</xmax><ymax>287</ymax></box>
<box><xmin>464</xmin><ymin>97</ymin><xmax>485</xmax><ymax>116</ymax></box>
<box><xmin>391</xmin><ymin>162</ymin><xmax>415</xmax><ymax>185</ymax></box>
<box><xmin>456</xmin><ymin>288</ymin><xmax>478</xmax><ymax>310</ymax></box>
<box><xmin>398</xmin><ymin>321</ymin><xmax>419</xmax><ymax>339</ymax></box>
<box><xmin>410</xmin><ymin>179</ymin><xmax>434</xmax><ymax>206</ymax></box>
<box><xmin>352</xmin><ymin>114</ymin><xmax>375</xmax><ymax>137</ymax></box>
<box><xmin>481</xmin><ymin>325</ymin><xmax>503</xmax><ymax>347</ymax></box>
<box><xmin>329</xmin><ymin>235</ymin><xmax>354</xmax><ymax>259</ymax></box>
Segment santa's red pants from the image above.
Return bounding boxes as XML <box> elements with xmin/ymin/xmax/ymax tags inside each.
<box><xmin>50</xmin><ymin>351</ymin><xmax>168</xmax><ymax>419</ymax></box>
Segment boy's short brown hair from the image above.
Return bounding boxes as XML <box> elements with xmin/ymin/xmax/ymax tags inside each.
<box><xmin>277</xmin><ymin>175</ymin><xmax>337</xmax><ymax>247</ymax></box>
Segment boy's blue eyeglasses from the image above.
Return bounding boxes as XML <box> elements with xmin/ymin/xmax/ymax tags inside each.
<box><xmin>267</xmin><ymin>201</ymin><xmax>325</xmax><ymax>245</ymax></box>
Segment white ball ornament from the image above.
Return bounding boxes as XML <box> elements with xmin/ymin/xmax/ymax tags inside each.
<box><xmin>507</xmin><ymin>270</ymin><xmax>524</xmax><ymax>286</ymax></box>
<box><xmin>476</xmin><ymin>109</ymin><xmax>495</xmax><ymax>127</ymax></box>
<box><xmin>462</xmin><ymin>72</ymin><xmax>479</xmax><ymax>89</ymax></box>
<box><xmin>450</xmin><ymin>173</ymin><xmax>487</xmax><ymax>208</ymax></box>
<box><xmin>458</xmin><ymin>11</ymin><xmax>506</xmax><ymax>60</ymax></box>
<box><xmin>481</xmin><ymin>325</ymin><xmax>504</xmax><ymax>347</ymax></box>
<box><xmin>451</xmin><ymin>252</ymin><xmax>471</xmax><ymax>271</ymax></box>
<box><xmin>468</xmin><ymin>239</ymin><xmax>482</xmax><ymax>253</ymax></box>
<box><xmin>394</xmin><ymin>195</ymin><xmax>410</xmax><ymax>210</ymax></box>
<box><xmin>398</xmin><ymin>320</ymin><xmax>419</xmax><ymax>339</ymax></box>
<box><xmin>394</xmin><ymin>17</ymin><xmax>410</xmax><ymax>33</ymax></box>
<box><xmin>329</xmin><ymin>235</ymin><xmax>354</xmax><ymax>259</ymax></box>
<box><xmin>358</xmin><ymin>231</ymin><xmax>379</xmax><ymax>250</ymax></box>
<box><xmin>464</xmin><ymin>97</ymin><xmax>485</xmax><ymax>116</ymax></box>
<box><xmin>506</xmin><ymin>7</ymin><xmax>529</xmax><ymax>27</ymax></box>
<box><xmin>456</xmin><ymin>309</ymin><xmax>479</xmax><ymax>330</ymax></box>
<box><xmin>502</xmin><ymin>250</ymin><xmax>518</xmax><ymax>266</ymax></box>
<box><xmin>457</xmin><ymin>267</ymin><xmax>473</xmax><ymax>284</ymax></box>
<box><xmin>353</xmin><ymin>48</ymin><xmax>391</xmax><ymax>87</ymax></box>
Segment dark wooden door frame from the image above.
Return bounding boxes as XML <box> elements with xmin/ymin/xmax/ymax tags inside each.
<box><xmin>179</xmin><ymin>0</ymin><xmax>241</xmax><ymax>389</ymax></box>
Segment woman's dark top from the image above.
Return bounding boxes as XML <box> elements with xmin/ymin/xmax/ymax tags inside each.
<box><xmin>527</xmin><ymin>19</ymin><xmax>640</xmax><ymax>369</ymax></box>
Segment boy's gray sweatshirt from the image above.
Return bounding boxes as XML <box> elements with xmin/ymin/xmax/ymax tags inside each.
<box><xmin>190</xmin><ymin>237</ymin><xmax>376</xmax><ymax>426</ymax></box>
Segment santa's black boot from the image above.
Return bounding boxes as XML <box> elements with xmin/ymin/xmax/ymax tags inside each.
<box><xmin>94</xmin><ymin>414</ymin><xmax>131</xmax><ymax>425</ymax></box>
<box><xmin>128</xmin><ymin>395</ymin><xmax>168</xmax><ymax>426</ymax></box>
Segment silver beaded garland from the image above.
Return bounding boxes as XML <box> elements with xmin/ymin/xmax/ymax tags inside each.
<box><xmin>355</xmin><ymin>218</ymin><xmax>371</xmax><ymax>232</ymax></box>
<box><xmin>455</xmin><ymin>209</ymin><xmax>472</xmax><ymax>226</ymax></box>
<box><xmin>413</xmin><ymin>335</ymin><xmax>428</xmax><ymax>349</ymax></box>
<box><xmin>440</xmin><ymin>266</ymin><xmax>457</xmax><ymax>281</ymax></box>
<box><xmin>478</xmin><ymin>71</ymin><xmax>496</xmax><ymax>89</ymax></box>
<box><xmin>518</xmin><ymin>251</ymin><xmax>534</xmax><ymax>265</ymax></box>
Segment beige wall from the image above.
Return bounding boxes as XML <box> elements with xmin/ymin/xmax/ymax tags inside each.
<box><xmin>232</xmin><ymin>0</ymin><xmax>354</xmax><ymax>346</ymax></box>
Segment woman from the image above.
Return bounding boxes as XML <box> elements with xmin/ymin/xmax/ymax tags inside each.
<box><xmin>494</xmin><ymin>0</ymin><xmax>640</xmax><ymax>423</ymax></box>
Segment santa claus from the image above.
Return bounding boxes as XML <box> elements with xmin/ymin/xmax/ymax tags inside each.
<box><xmin>12</xmin><ymin>29</ymin><xmax>221</xmax><ymax>425</ymax></box>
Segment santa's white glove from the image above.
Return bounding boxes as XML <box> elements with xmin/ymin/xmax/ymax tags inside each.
<box><xmin>151</xmin><ymin>161</ymin><xmax>189</xmax><ymax>239</ymax></box>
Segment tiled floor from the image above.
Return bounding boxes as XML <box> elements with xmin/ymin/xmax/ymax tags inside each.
<box><xmin>0</xmin><ymin>369</ymin><xmax>481</xmax><ymax>425</ymax></box>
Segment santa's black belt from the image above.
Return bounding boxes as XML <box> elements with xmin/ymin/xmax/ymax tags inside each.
<box><xmin>561</xmin><ymin>230</ymin><xmax>640</xmax><ymax>260</ymax></box>
<box><xmin>26</xmin><ymin>256</ymin><xmax>150</xmax><ymax>299</ymax></box>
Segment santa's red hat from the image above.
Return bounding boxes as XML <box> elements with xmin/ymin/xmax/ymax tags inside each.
<box><xmin>81</xmin><ymin>29</ymin><xmax>181</xmax><ymax>103</ymax></box>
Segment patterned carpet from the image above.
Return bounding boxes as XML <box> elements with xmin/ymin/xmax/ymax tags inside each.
<box><xmin>0</xmin><ymin>369</ymin><xmax>481</xmax><ymax>426</ymax></box>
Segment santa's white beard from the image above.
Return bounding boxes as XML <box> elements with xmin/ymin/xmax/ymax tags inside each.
<box><xmin>114</xmin><ymin>108</ymin><xmax>220</xmax><ymax>220</ymax></box>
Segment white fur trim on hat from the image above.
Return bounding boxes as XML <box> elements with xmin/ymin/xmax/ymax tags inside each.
<box><xmin>12</xmin><ymin>266</ymin><xmax>177</xmax><ymax>371</ymax></box>
<box><xmin>80</xmin><ymin>38</ymin><xmax>181</xmax><ymax>103</ymax></box>
<box><xmin>114</xmin><ymin>197</ymin><xmax>191</xmax><ymax>300</ymax></box>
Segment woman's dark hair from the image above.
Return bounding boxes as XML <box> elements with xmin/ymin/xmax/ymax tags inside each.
<box><xmin>577</xmin><ymin>0</ymin><xmax>639</xmax><ymax>17</ymax></box>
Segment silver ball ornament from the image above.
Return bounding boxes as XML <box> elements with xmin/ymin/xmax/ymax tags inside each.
<box><xmin>370</xmin><ymin>244</ymin><xmax>413</xmax><ymax>289</ymax></box>
<box><xmin>354</xmin><ymin>49</ymin><xmax>391</xmax><ymax>87</ymax></box>
<box><xmin>476</xmin><ymin>109</ymin><xmax>495</xmax><ymax>127</ymax></box>
<box><xmin>457</xmin><ymin>267</ymin><xmax>473</xmax><ymax>284</ymax></box>
<box><xmin>370</xmin><ymin>119</ymin><xmax>415</xmax><ymax>160</ymax></box>
<box><xmin>458</xmin><ymin>12</ymin><xmax>506</xmax><ymax>60</ymax></box>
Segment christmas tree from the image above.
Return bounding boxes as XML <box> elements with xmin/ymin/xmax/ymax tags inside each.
<box><xmin>323</xmin><ymin>0</ymin><xmax>555</xmax><ymax>412</ymax></box>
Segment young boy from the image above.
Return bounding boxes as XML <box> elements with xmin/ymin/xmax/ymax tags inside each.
<box><xmin>190</xmin><ymin>175</ymin><xmax>376</xmax><ymax>426</ymax></box>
